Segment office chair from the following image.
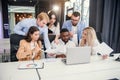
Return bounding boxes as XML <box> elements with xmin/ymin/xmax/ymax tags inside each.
<box><xmin>10</xmin><ymin>34</ymin><xmax>25</xmax><ymax>62</ymax></box>
<box><xmin>96</xmin><ymin>32</ymin><xmax>102</xmax><ymax>43</ymax></box>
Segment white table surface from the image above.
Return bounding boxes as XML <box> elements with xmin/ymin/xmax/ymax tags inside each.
<box><xmin>0</xmin><ymin>38</ymin><xmax>10</xmax><ymax>54</ymax></box>
<box><xmin>0</xmin><ymin>61</ymin><xmax>39</xmax><ymax>80</ymax></box>
<box><xmin>0</xmin><ymin>38</ymin><xmax>10</xmax><ymax>49</ymax></box>
<box><xmin>0</xmin><ymin>55</ymin><xmax>120</xmax><ymax>80</ymax></box>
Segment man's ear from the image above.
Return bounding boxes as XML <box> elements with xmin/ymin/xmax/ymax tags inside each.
<box><xmin>37</xmin><ymin>18</ymin><xmax>41</xmax><ymax>22</ymax></box>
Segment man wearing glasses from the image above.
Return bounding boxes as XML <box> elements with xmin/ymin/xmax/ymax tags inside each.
<box><xmin>62</xmin><ymin>12</ymin><xmax>86</xmax><ymax>46</ymax></box>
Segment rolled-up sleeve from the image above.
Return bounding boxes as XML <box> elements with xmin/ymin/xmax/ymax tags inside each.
<box><xmin>13</xmin><ymin>19</ymin><xmax>27</xmax><ymax>36</ymax></box>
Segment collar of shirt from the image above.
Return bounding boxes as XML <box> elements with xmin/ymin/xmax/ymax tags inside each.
<box><xmin>59</xmin><ymin>39</ymin><xmax>71</xmax><ymax>45</ymax></box>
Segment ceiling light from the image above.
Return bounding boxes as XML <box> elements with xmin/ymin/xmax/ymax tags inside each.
<box><xmin>53</xmin><ymin>5</ymin><xmax>59</xmax><ymax>11</ymax></box>
<box><xmin>30</xmin><ymin>0</ymin><xmax>32</xmax><ymax>2</ymax></box>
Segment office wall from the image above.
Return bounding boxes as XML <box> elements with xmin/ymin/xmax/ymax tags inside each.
<box><xmin>0</xmin><ymin>0</ymin><xmax>3</xmax><ymax>39</ymax></box>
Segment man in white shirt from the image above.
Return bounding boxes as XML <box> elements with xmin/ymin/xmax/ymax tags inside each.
<box><xmin>48</xmin><ymin>28</ymin><xmax>76</xmax><ymax>58</ymax></box>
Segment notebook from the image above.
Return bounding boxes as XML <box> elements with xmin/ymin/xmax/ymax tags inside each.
<box><xmin>62</xmin><ymin>47</ymin><xmax>91</xmax><ymax>65</ymax></box>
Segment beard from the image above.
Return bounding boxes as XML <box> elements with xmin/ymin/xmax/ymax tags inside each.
<box><xmin>72</xmin><ymin>23</ymin><xmax>77</xmax><ymax>26</ymax></box>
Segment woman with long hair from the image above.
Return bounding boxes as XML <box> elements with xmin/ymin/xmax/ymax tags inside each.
<box><xmin>79</xmin><ymin>27</ymin><xmax>99</xmax><ymax>48</ymax></box>
<box><xmin>16</xmin><ymin>26</ymin><xmax>42</xmax><ymax>61</ymax></box>
<box><xmin>47</xmin><ymin>10</ymin><xmax>60</xmax><ymax>43</ymax></box>
<box><xmin>79</xmin><ymin>27</ymin><xmax>108</xmax><ymax>59</ymax></box>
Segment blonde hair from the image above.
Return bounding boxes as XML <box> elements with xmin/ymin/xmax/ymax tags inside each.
<box><xmin>80</xmin><ymin>27</ymin><xmax>98</xmax><ymax>47</ymax></box>
<box><xmin>37</xmin><ymin>12</ymin><xmax>49</xmax><ymax>23</ymax></box>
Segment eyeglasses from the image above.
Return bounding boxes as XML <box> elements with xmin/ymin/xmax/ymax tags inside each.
<box><xmin>71</xmin><ymin>19</ymin><xmax>79</xmax><ymax>22</ymax></box>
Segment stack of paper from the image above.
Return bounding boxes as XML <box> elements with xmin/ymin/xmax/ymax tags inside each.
<box><xmin>93</xmin><ymin>42</ymin><xmax>113</xmax><ymax>55</ymax></box>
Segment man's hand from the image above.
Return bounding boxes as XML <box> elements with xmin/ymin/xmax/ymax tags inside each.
<box><xmin>80</xmin><ymin>39</ymin><xmax>86</xmax><ymax>46</ymax></box>
<box><xmin>56</xmin><ymin>54</ymin><xmax>66</xmax><ymax>58</ymax></box>
<box><xmin>69</xmin><ymin>31</ymin><xmax>74</xmax><ymax>38</ymax></box>
<box><xmin>54</xmin><ymin>38</ymin><xmax>59</xmax><ymax>44</ymax></box>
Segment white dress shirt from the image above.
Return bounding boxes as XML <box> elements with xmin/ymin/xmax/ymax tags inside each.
<box><xmin>71</xmin><ymin>25</ymin><xmax>78</xmax><ymax>46</ymax></box>
<box><xmin>48</xmin><ymin>39</ymin><xmax>76</xmax><ymax>58</ymax></box>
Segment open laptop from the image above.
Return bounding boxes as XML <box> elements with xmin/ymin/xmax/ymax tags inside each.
<box><xmin>62</xmin><ymin>47</ymin><xmax>91</xmax><ymax>65</ymax></box>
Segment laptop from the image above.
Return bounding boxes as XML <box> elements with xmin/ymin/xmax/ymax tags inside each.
<box><xmin>62</xmin><ymin>47</ymin><xmax>91</xmax><ymax>65</ymax></box>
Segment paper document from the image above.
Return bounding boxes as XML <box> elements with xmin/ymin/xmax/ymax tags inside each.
<box><xmin>45</xmin><ymin>48</ymin><xmax>66</xmax><ymax>54</ymax></box>
<box><xmin>93</xmin><ymin>42</ymin><xmax>113</xmax><ymax>55</ymax></box>
<box><xmin>18</xmin><ymin>61</ymin><xmax>44</xmax><ymax>69</ymax></box>
<box><xmin>44</xmin><ymin>49</ymin><xmax>57</xmax><ymax>53</ymax></box>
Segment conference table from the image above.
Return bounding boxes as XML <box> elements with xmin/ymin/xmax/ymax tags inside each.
<box><xmin>0</xmin><ymin>54</ymin><xmax>120</xmax><ymax>80</ymax></box>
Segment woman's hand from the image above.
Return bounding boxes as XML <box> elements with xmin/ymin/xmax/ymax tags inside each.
<box><xmin>102</xmin><ymin>54</ymin><xmax>108</xmax><ymax>59</ymax></box>
<box><xmin>31</xmin><ymin>46</ymin><xmax>41</xmax><ymax>59</ymax></box>
<box><xmin>69</xmin><ymin>31</ymin><xmax>74</xmax><ymax>38</ymax></box>
<box><xmin>32</xmin><ymin>46</ymin><xmax>40</xmax><ymax>54</ymax></box>
<box><xmin>80</xmin><ymin>39</ymin><xmax>86</xmax><ymax>46</ymax></box>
